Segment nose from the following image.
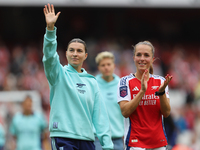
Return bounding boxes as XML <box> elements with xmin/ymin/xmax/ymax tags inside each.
<box><xmin>140</xmin><ymin>55</ymin><xmax>145</xmax><ymax>60</ymax></box>
<box><xmin>73</xmin><ymin>50</ymin><xmax>78</xmax><ymax>56</ymax></box>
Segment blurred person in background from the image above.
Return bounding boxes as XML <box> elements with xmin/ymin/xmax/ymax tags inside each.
<box><xmin>94</xmin><ymin>51</ymin><xmax>124</xmax><ymax>150</ymax></box>
<box><xmin>164</xmin><ymin>114</ymin><xmax>178</xmax><ymax>149</ymax></box>
<box><xmin>9</xmin><ymin>95</ymin><xmax>48</xmax><ymax>150</ymax></box>
<box><xmin>0</xmin><ymin>122</ymin><xmax>5</xmax><ymax>150</ymax></box>
<box><xmin>117</xmin><ymin>41</ymin><xmax>172</xmax><ymax>150</ymax></box>
<box><xmin>43</xmin><ymin>3</ymin><xmax>113</xmax><ymax>150</ymax></box>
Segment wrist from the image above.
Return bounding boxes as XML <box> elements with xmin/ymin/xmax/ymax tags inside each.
<box><xmin>47</xmin><ymin>24</ymin><xmax>55</xmax><ymax>31</ymax></box>
<box><xmin>155</xmin><ymin>91</ymin><xmax>165</xmax><ymax>96</ymax></box>
<box><xmin>139</xmin><ymin>90</ymin><xmax>146</xmax><ymax>94</ymax></box>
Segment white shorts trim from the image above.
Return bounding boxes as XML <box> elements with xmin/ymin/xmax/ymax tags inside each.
<box><xmin>125</xmin><ymin>145</ymin><xmax>166</xmax><ymax>150</ymax></box>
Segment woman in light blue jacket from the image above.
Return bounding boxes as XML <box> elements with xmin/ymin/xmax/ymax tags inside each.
<box><xmin>94</xmin><ymin>52</ymin><xmax>124</xmax><ymax>150</ymax></box>
<box><xmin>43</xmin><ymin>3</ymin><xmax>113</xmax><ymax>150</ymax></box>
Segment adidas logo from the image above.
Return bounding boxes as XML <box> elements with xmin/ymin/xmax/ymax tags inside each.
<box><xmin>132</xmin><ymin>86</ymin><xmax>139</xmax><ymax>91</ymax></box>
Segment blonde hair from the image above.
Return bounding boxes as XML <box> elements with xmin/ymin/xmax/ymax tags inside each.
<box><xmin>95</xmin><ymin>51</ymin><xmax>115</xmax><ymax>65</ymax></box>
<box><xmin>133</xmin><ymin>41</ymin><xmax>155</xmax><ymax>74</ymax></box>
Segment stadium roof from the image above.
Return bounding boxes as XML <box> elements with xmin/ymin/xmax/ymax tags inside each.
<box><xmin>0</xmin><ymin>0</ymin><xmax>200</xmax><ymax>8</ymax></box>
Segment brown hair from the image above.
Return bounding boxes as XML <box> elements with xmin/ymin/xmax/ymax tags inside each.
<box><xmin>67</xmin><ymin>38</ymin><xmax>87</xmax><ymax>53</ymax></box>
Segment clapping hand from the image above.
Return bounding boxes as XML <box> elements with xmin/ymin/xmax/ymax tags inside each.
<box><xmin>158</xmin><ymin>74</ymin><xmax>173</xmax><ymax>92</ymax></box>
<box><xmin>141</xmin><ymin>69</ymin><xmax>149</xmax><ymax>93</ymax></box>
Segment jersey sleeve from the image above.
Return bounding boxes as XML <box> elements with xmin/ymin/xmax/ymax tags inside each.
<box><xmin>117</xmin><ymin>76</ymin><xmax>131</xmax><ymax>103</ymax></box>
<box><xmin>42</xmin><ymin>27</ymin><xmax>61</xmax><ymax>86</ymax></box>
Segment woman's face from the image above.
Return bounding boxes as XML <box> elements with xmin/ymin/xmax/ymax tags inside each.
<box><xmin>98</xmin><ymin>57</ymin><xmax>115</xmax><ymax>78</ymax></box>
<box><xmin>133</xmin><ymin>44</ymin><xmax>154</xmax><ymax>73</ymax></box>
<box><xmin>22</xmin><ymin>98</ymin><xmax>32</xmax><ymax>114</ymax></box>
<box><xmin>66</xmin><ymin>42</ymin><xmax>88</xmax><ymax>67</ymax></box>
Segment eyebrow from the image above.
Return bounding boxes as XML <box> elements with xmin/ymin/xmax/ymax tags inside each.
<box><xmin>68</xmin><ymin>47</ymin><xmax>84</xmax><ymax>51</ymax></box>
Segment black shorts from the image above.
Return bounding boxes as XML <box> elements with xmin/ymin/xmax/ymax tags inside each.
<box><xmin>51</xmin><ymin>137</ymin><xmax>95</xmax><ymax>150</ymax></box>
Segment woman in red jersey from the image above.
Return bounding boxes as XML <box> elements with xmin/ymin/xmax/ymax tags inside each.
<box><xmin>117</xmin><ymin>41</ymin><xmax>172</xmax><ymax>150</ymax></box>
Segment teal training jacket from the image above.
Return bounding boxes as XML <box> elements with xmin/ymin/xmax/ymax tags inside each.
<box><xmin>42</xmin><ymin>27</ymin><xmax>113</xmax><ymax>150</ymax></box>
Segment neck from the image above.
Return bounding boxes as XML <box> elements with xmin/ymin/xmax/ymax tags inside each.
<box><xmin>135</xmin><ymin>71</ymin><xmax>149</xmax><ymax>81</ymax></box>
<box><xmin>102</xmin><ymin>75</ymin><xmax>114</xmax><ymax>82</ymax></box>
<box><xmin>23</xmin><ymin>111</ymin><xmax>32</xmax><ymax>116</ymax></box>
<box><xmin>71</xmin><ymin>64</ymin><xmax>82</xmax><ymax>73</ymax></box>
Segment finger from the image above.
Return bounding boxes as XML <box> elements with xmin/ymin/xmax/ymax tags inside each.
<box><xmin>44</xmin><ymin>5</ymin><xmax>48</xmax><ymax>14</ymax></box>
<box><xmin>169</xmin><ymin>75</ymin><xmax>173</xmax><ymax>81</ymax></box>
<box><xmin>144</xmin><ymin>69</ymin><xmax>148</xmax><ymax>80</ymax></box>
<box><xmin>47</xmin><ymin>3</ymin><xmax>51</xmax><ymax>13</ymax></box>
<box><xmin>43</xmin><ymin>8</ymin><xmax>46</xmax><ymax>15</ymax></box>
<box><xmin>51</xmin><ymin>4</ymin><xmax>54</xmax><ymax>13</ymax></box>
<box><xmin>56</xmin><ymin>11</ymin><xmax>61</xmax><ymax>18</ymax></box>
<box><xmin>141</xmin><ymin>70</ymin><xmax>147</xmax><ymax>85</ymax></box>
<box><xmin>141</xmin><ymin>70</ymin><xmax>146</xmax><ymax>81</ymax></box>
<box><xmin>165</xmin><ymin>74</ymin><xmax>169</xmax><ymax>79</ymax></box>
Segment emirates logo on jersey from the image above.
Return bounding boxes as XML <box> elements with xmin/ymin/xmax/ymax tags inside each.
<box><xmin>133</xmin><ymin>94</ymin><xmax>159</xmax><ymax>100</ymax></box>
<box><xmin>133</xmin><ymin>94</ymin><xmax>159</xmax><ymax>106</ymax></box>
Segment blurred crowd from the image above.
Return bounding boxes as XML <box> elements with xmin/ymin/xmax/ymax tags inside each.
<box><xmin>0</xmin><ymin>37</ymin><xmax>200</xmax><ymax>149</ymax></box>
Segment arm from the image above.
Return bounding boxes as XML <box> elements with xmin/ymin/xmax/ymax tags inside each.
<box><xmin>9</xmin><ymin>117</ymin><xmax>17</xmax><ymax>148</ymax></box>
<box><xmin>93</xmin><ymin>87</ymin><xmax>113</xmax><ymax>150</ymax></box>
<box><xmin>119</xmin><ymin>70</ymin><xmax>148</xmax><ymax>118</ymax></box>
<box><xmin>42</xmin><ymin>4</ymin><xmax>61</xmax><ymax>85</ymax></box>
<box><xmin>158</xmin><ymin>74</ymin><xmax>173</xmax><ymax>118</ymax></box>
<box><xmin>119</xmin><ymin>90</ymin><xmax>145</xmax><ymax>118</ymax></box>
<box><xmin>0</xmin><ymin>124</ymin><xmax>5</xmax><ymax>146</ymax></box>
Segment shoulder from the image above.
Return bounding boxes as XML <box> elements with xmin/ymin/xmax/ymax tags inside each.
<box><xmin>150</xmin><ymin>74</ymin><xmax>165</xmax><ymax>81</ymax></box>
<box><xmin>84</xmin><ymin>71</ymin><xmax>97</xmax><ymax>80</ymax></box>
<box><xmin>13</xmin><ymin>112</ymin><xmax>22</xmax><ymax>118</ymax></box>
<box><xmin>119</xmin><ymin>73</ymin><xmax>135</xmax><ymax>86</ymax></box>
<box><xmin>113</xmin><ymin>74</ymin><xmax>120</xmax><ymax>80</ymax></box>
<box><xmin>11</xmin><ymin>112</ymin><xmax>23</xmax><ymax>123</ymax></box>
<box><xmin>33</xmin><ymin>111</ymin><xmax>45</xmax><ymax>119</ymax></box>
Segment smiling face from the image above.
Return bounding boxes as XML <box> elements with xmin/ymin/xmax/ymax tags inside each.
<box><xmin>133</xmin><ymin>44</ymin><xmax>154</xmax><ymax>73</ymax></box>
<box><xmin>66</xmin><ymin>42</ymin><xmax>88</xmax><ymax>72</ymax></box>
<box><xmin>98</xmin><ymin>57</ymin><xmax>115</xmax><ymax>78</ymax></box>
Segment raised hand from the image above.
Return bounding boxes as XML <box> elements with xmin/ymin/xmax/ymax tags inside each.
<box><xmin>141</xmin><ymin>69</ymin><xmax>148</xmax><ymax>93</ymax></box>
<box><xmin>43</xmin><ymin>3</ymin><xmax>61</xmax><ymax>30</ymax></box>
<box><xmin>158</xmin><ymin>74</ymin><xmax>173</xmax><ymax>92</ymax></box>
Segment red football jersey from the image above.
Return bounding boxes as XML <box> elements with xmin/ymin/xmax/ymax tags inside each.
<box><xmin>117</xmin><ymin>74</ymin><xmax>169</xmax><ymax>148</ymax></box>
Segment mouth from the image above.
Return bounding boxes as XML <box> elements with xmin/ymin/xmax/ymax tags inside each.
<box><xmin>138</xmin><ymin>63</ymin><xmax>146</xmax><ymax>66</ymax></box>
<box><xmin>72</xmin><ymin>58</ymin><xmax>78</xmax><ymax>61</ymax></box>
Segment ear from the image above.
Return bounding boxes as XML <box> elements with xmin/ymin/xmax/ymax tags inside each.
<box><xmin>66</xmin><ymin>50</ymin><xmax>68</xmax><ymax>58</ymax></box>
<box><xmin>152</xmin><ymin>57</ymin><xmax>155</xmax><ymax>63</ymax></box>
<box><xmin>98</xmin><ymin>65</ymin><xmax>100</xmax><ymax>71</ymax></box>
<box><xmin>84</xmin><ymin>53</ymin><xmax>88</xmax><ymax>61</ymax></box>
<box><xmin>133</xmin><ymin>56</ymin><xmax>135</xmax><ymax>61</ymax></box>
